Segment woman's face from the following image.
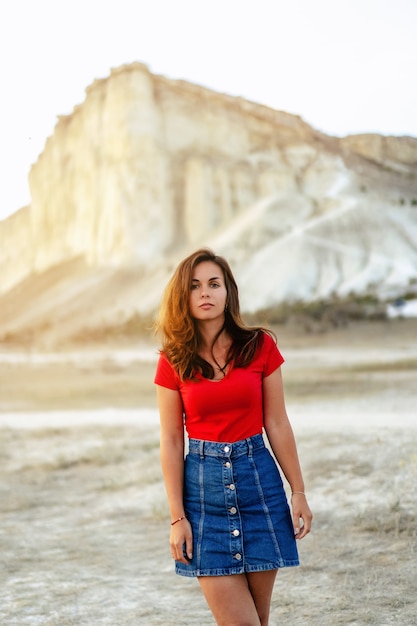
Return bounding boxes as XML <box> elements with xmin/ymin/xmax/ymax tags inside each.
<box><xmin>189</xmin><ymin>261</ymin><xmax>227</xmax><ymax>322</ymax></box>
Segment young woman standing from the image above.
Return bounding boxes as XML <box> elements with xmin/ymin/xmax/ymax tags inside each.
<box><xmin>154</xmin><ymin>248</ymin><xmax>312</xmax><ymax>626</ymax></box>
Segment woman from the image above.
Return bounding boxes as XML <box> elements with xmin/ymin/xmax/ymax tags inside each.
<box><xmin>154</xmin><ymin>248</ymin><xmax>312</xmax><ymax>626</ymax></box>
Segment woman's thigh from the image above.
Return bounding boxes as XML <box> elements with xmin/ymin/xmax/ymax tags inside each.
<box><xmin>198</xmin><ymin>574</ymin><xmax>260</xmax><ymax>625</ymax></box>
<box><xmin>247</xmin><ymin>570</ymin><xmax>278</xmax><ymax>624</ymax></box>
<box><xmin>198</xmin><ymin>570</ymin><xmax>277</xmax><ymax>626</ymax></box>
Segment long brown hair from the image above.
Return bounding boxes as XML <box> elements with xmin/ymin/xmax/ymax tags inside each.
<box><xmin>154</xmin><ymin>248</ymin><xmax>275</xmax><ymax>380</ymax></box>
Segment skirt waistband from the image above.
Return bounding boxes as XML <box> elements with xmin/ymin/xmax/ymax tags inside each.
<box><xmin>188</xmin><ymin>433</ymin><xmax>265</xmax><ymax>459</ymax></box>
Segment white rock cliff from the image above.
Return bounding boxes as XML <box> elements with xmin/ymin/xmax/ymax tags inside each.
<box><xmin>0</xmin><ymin>62</ymin><xmax>416</xmax><ymax>343</ymax></box>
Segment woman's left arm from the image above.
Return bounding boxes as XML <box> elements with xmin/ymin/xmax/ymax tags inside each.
<box><xmin>263</xmin><ymin>367</ymin><xmax>313</xmax><ymax>539</ymax></box>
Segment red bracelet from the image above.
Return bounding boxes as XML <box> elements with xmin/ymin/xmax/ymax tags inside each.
<box><xmin>171</xmin><ymin>515</ymin><xmax>186</xmax><ymax>526</ymax></box>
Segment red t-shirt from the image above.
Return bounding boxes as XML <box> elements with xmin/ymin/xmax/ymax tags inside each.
<box><xmin>154</xmin><ymin>332</ymin><xmax>284</xmax><ymax>442</ymax></box>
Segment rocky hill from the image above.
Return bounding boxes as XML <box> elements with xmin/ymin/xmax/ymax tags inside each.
<box><xmin>0</xmin><ymin>62</ymin><xmax>416</xmax><ymax>347</ymax></box>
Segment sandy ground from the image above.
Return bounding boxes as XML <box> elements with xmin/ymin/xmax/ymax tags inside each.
<box><xmin>1</xmin><ymin>320</ymin><xmax>417</xmax><ymax>625</ymax></box>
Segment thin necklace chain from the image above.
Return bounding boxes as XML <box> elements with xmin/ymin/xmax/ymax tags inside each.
<box><xmin>213</xmin><ymin>355</ymin><xmax>232</xmax><ymax>376</ymax></box>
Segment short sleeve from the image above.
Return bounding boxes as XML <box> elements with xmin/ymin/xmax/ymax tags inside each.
<box><xmin>154</xmin><ymin>352</ymin><xmax>180</xmax><ymax>390</ymax></box>
<box><xmin>262</xmin><ymin>333</ymin><xmax>285</xmax><ymax>377</ymax></box>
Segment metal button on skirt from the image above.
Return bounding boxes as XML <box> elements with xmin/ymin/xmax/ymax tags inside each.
<box><xmin>175</xmin><ymin>433</ymin><xmax>299</xmax><ymax>577</ymax></box>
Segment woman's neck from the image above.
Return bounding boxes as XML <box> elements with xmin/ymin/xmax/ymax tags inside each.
<box><xmin>196</xmin><ymin>323</ymin><xmax>233</xmax><ymax>379</ymax></box>
<box><xmin>197</xmin><ymin>320</ymin><xmax>228</xmax><ymax>350</ymax></box>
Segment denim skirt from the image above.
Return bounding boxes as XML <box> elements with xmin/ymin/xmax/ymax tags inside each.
<box><xmin>176</xmin><ymin>433</ymin><xmax>299</xmax><ymax>577</ymax></box>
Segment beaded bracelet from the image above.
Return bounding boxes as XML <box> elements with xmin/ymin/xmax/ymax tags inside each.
<box><xmin>171</xmin><ymin>516</ymin><xmax>186</xmax><ymax>526</ymax></box>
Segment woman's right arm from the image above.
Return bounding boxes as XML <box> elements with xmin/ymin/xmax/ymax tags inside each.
<box><xmin>157</xmin><ymin>385</ymin><xmax>193</xmax><ymax>563</ymax></box>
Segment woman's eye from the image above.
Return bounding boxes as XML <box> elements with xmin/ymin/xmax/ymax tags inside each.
<box><xmin>210</xmin><ymin>283</ymin><xmax>220</xmax><ymax>288</ymax></box>
<box><xmin>190</xmin><ymin>284</ymin><xmax>199</xmax><ymax>290</ymax></box>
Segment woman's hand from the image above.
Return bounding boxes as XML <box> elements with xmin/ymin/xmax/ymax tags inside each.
<box><xmin>170</xmin><ymin>518</ymin><xmax>193</xmax><ymax>564</ymax></box>
<box><xmin>291</xmin><ymin>493</ymin><xmax>313</xmax><ymax>540</ymax></box>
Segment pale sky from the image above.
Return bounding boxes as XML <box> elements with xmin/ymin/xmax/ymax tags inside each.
<box><xmin>1</xmin><ymin>0</ymin><xmax>416</xmax><ymax>221</ymax></box>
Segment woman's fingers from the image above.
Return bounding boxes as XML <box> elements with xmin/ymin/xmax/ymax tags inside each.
<box><xmin>185</xmin><ymin>528</ymin><xmax>193</xmax><ymax>560</ymax></box>
<box><xmin>170</xmin><ymin>520</ymin><xmax>193</xmax><ymax>563</ymax></box>
<box><xmin>291</xmin><ymin>495</ymin><xmax>313</xmax><ymax>540</ymax></box>
<box><xmin>295</xmin><ymin>516</ymin><xmax>311</xmax><ymax>539</ymax></box>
